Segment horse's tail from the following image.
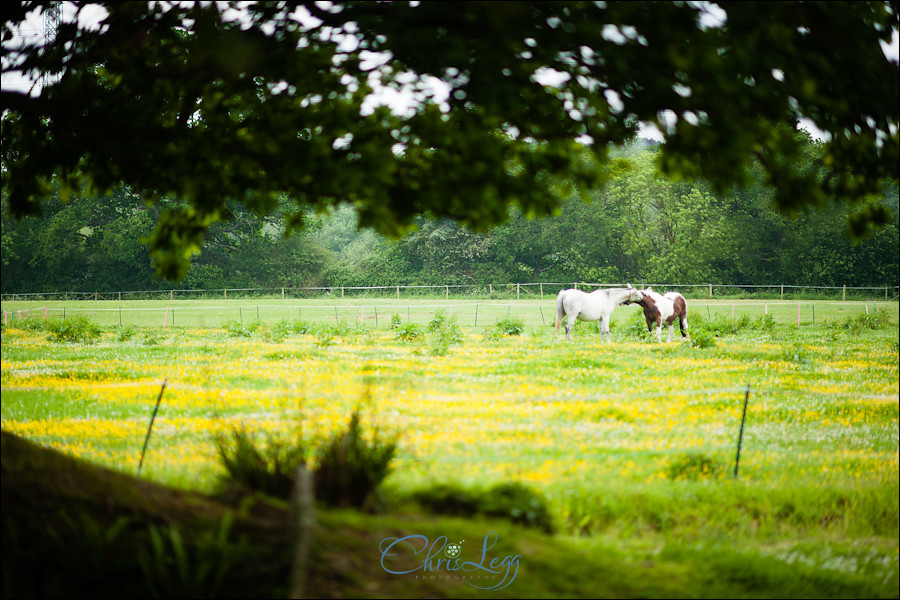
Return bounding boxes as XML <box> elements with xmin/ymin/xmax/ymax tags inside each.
<box><xmin>555</xmin><ymin>290</ymin><xmax>566</xmax><ymax>331</ymax></box>
<box><xmin>675</xmin><ymin>294</ymin><xmax>689</xmax><ymax>338</ymax></box>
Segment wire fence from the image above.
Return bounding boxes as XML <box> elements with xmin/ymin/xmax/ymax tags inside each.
<box><xmin>3</xmin><ymin>298</ymin><xmax>897</xmax><ymax>330</ymax></box>
<box><xmin>2</xmin><ymin>282</ymin><xmax>898</xmax><ymax>302</ymax></box>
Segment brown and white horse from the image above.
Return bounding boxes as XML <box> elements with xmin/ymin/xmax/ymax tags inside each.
<box><xmin>627</xmin><ymin>285</ymin><xmax>690</xmax><ymax>343</ymax></box>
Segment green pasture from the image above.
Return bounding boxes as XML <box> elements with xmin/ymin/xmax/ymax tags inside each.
<box><xmin>2</xmin><ymin>296</ymin><xmax>897</xmax><ymax>330</ymax></box>
<box><xmin>1</xmin><ymin>298</ymin><xmax>898</xmax><ymax>597</ymax></box>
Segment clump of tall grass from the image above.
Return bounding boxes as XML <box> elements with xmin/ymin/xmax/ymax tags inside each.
<box><xmin>313</xmin><ymin>409</ymin><xmax>398</xmax><ymax>511</ymax></box>
<box><xmin>216</xmin><ymin>409</ymin><xmax>398</xmax><ymax>511</ymax></box>
<box><xmin>214</xmin><ymin>426</ymin><xmax>306</xmax><ymax>499</ymax></box>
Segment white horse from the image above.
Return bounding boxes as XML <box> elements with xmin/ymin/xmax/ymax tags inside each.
<box><xmin>628</xmin><ymin>286</ymin><xmax>690</xmax><ymax>343</ymax></box>
<box><xmin>555</xmin><ymin>285</ymin><xmax>641</xmax><ymax>342</ymax></box>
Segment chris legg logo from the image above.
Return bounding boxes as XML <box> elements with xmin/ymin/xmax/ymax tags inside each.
<box><xmin>379</xmin><ymin>531</ymin><xmax>521</xmax><ymax>590</ymax></box>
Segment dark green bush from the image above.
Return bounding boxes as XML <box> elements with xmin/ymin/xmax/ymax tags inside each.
<box><xmin>216</xmin><ymin>409</ymin><xmax>398</xmax><ymax>511</ymax></box>
<box><xmin>313</xmin><ymin>410</ymin><xmax>398</xmax><ymax>510</ymax></box>
<box><xmin>214</xmin><ymin>426</ymin><xmax>306</xmax><ymax>499</ymax></box>
<box><xmin>666</xmin><ymin>452</ymin><xmax>726</xmax><ymax>481</ymax></box>
<box><xmin>412</xmin><ymin>481</ymin><xmax>555</xmax><ymax>533</ymax></box>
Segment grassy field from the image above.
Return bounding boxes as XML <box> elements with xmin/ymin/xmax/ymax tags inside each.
<box><xmin>1</xmin><ymin>298</ymin><xmax>898</xmax><ymax>597</ymax></box>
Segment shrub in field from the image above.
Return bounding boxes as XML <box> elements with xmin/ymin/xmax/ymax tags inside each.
<box><xmin>8</xmin><ymin>315</ymin><xmax>47</xmax><ymax>332</ymax></box>
<box><xmin>223</xmin><ymin>319</ymin><xmax>262</xmax><ymax>338</ymax></box>
<box><xmin>319</xmin><ymin>321</ymin><xmax>367</xmax><ymax>338</ymax></box>
<box><xmin>313</xmin><ymin>409</ymin><xmax>398</xmax><ymax>510</ymax></box>
<box><xmin>394</xmin><ymin>320</ymin><xmax>424</xmax><ymax>342</ymax></box>
<box><xmin>141</xmin><ymin>331</ymin><xmax>161</xmax><ymax>346</ymax></box>
<box><xmin>426</xmin><ymin>310</ymin><xmax>452</xmax><ymax>333</ymax></box>
<box><xmin>620</xmin><ymin>309</ymin><xmax>651</xmax><ymax>340</ymax></box>
<box><xmin>781</xmin><ymin>342</ymin><xmax>812</xmax><ymax>364</ymax></box>
<box><xmin>388</xmin><ymin>313</ymin><xmax>403</xmax><ymax>330</ymax></box>
<box><xmin>830</xmin><ymin>311</ymin><xmax>892</xmax><ymax>334</ymax></box>
<box><xmin>412</xmin><ymin>481</ymin><xmax>555</xmax><ymax>533</ymax></box>
<box><xmin>45</xmin><ymin>315</ymin><xmax>103</xmax><ymax>344</ymax></box>
<box><xmin>754</xmin><ymin>313</ymin><xmax>777</xmax><ymax>333</ymax></box>
<box><xmin>427</xmin><ymin>311</ymin><xmax>463</xmax><ymax>355</ymax></box>
<box><xmin>688</xmin><ymin>328</ymin><xmax>716</xmax><ymax>349</ymax></box>
<box><xmin>266</xmin><ymin>319</ymin><xmax>293</xmax><ymax>342</ymax></box>
<box><xmin>291</xmin><ymin>320</ymin><xmax>314</xmax><ymax>335</ymax></box>
<box><xmin>115</xmin><ymin>323</ymin><xmax>138</xmax><ymax>342</ymax></box>
<box><xmin>484</xmin><ymin>315</ymin><xmax>526</xmax><ymax>340</ymax></box>
<box><xmin>217</xmin><ymin>408</ymin><xmax>398</xmax><ymax>510</ymax></box>
<box><xmin>495</xmin><ymin>315</ymin><xmax>526</xmax><ymax>336</ymax></box>
<box><xmin>666</xmin><ymin>452</ymin><xmax>726</xmax><ymax>481</ymax></box>
<box><xmin>215</xmin><ymin>426</ymin><xmax>307</xmax><ymax>499</ymax></box>
<box><xmin>686</xmin><ymin>312</ymin><xmax>777</xmax><ymax>342</ymax></box>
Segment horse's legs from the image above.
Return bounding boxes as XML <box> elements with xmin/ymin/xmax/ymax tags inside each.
<box><xmin>565</xmin><ymin>313</ymin><xmax>577</xmax><ymax>341</ymax></box>
<box><xmin>600</xmin><ymin>315</ymin><xmax>611</xmax><ymax>342</ymax></box>
<box><xmin>666</xmin><ymin>323</ymin><xmax>674</xmax><ymax>343</ymax></box>
<box><xmin>680</xmin><ymin>314</ymin><xmax>690</xmax><ymax>339</ymax></box>
<box><xmin>655</xmin><ymin>322</ymin><xmax>663</xmax><ymax>343</ymax></box>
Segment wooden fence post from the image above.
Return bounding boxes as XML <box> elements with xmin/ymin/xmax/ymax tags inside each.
<box><xmin>288</xmin><ymin>466</ymin><xmax>316</xmax><ymax>600</ymax></box>
<box><xmin>842</xmin><ymin>285</ymin><xmax>846</xmax><ymax>301</ymax></box>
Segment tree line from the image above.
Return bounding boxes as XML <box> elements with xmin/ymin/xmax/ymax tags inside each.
<box><xmin>2</xmin><ymin>137</ymin><xmax>897</xmax><ymax>295</ymax></box>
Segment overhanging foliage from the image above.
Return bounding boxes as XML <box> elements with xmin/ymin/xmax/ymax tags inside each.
<box><xmin>2</xmin><ymin>1</ymin><xmax>898</xmax><ymax>280</ymax></box>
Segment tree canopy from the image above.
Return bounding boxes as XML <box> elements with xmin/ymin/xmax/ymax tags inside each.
<box><xmin>3</xmin><ymin>1</ymin><xmax>898</xmax><ymax>280</ymax></box>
